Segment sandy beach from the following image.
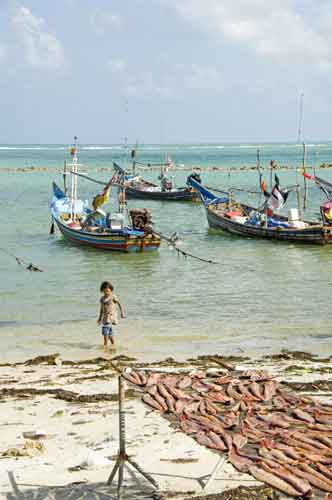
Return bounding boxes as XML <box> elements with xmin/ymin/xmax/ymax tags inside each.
<box><xmin>1</xmin><ymin>350</ymin><xmax>332</xmax><ymax>499</ymax></box>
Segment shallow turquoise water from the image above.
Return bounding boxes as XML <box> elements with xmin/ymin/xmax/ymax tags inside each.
<box><xmin>0</xmin><ymin>143</ymin><xmax>332</xmax><ymax>362</ymax></box>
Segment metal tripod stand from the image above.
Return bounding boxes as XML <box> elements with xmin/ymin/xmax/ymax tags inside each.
<box><xmin>107</xmin><ymin>375</ymin><xmax>159</xmax><ymax>498</ymax></box>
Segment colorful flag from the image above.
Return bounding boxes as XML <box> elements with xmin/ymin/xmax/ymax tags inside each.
<box><xmin>262</xmin><ymin>175</ymin><xmax>288</xmax><ymax>211</ymax></box>
<box><xmin>92</xmin><ymin>187</ymin><xmax>110</xmax><ymax>210</ymax></box>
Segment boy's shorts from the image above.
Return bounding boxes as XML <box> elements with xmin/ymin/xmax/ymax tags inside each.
<box><xmin>101</xmin><ymin>323</ymin><xmax>113</xmax><ymax>337</ymax></box>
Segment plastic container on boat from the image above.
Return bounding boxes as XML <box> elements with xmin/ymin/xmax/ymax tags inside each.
<box><xmin>288</xmin><ymin>208</ymin><xmax>300</xmax><ymax>222</ymax></box>
<box><xmin>232</xmin><ymin>215</ymin><xmax>248</xmax><ymax>224</ymax></box>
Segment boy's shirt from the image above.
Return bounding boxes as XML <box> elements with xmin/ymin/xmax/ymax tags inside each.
<box><xmin>100</xmin><ymin>295</ymin><xmax>120</xmax><ymax>325</ymax></box>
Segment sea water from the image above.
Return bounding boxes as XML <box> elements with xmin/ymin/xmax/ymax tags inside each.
<box><xmin>0</xmin><ymin>143</ymin><xmax>332</xmax><ymax>362</ymax></box>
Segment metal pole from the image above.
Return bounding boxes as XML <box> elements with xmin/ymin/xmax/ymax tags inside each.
<box><xmin>63</xmin><ymin>160</ymin><xmax>67</xmax><ymax>195</ymax></box>
<box><xmin>296</xmin><ymin>186</ymin><xmax>302</xmax><ymax>220</ymax></box>
<box><xmin>257</xmin><ymin>149</ymin><xmax>262</xmax><ymax>202</ymax></box>
<box><xmin>107</xmin><ymin>376</ymin><xmax>158</xmax><ymax>495</ymax></box>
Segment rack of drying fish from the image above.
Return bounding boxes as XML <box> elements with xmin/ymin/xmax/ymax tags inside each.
<box><xmin>122</xmin><ymin>368</ymin><xmax>332</xmax><ymax>498</ymax></box>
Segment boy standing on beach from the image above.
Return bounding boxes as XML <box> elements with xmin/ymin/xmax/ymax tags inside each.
<box><xmin>97</xmin><ymin>281</ymin><xmax>125</xmax><ymax>351</ymax></box>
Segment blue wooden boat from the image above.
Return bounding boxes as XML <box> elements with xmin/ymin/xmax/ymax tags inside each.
<box><xmin>188</xmin><ymin>178</ymin><xmax>332</xmax><ymax>245</ymax></box>
<box><xmin>51</xmin><ymin>142</ymin><xmax>160</xmax><ymax>252</ymax></box>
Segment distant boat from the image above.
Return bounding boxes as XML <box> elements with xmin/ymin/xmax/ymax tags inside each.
<box><xmin>188</xmin><ymin>177</ymin><xmax>332</xmax><ymax>245</ymax></box>
<box><xmin>50</xmin><ymin>139</ymin><xmax>161</xmax><ymax>252</ymax></box>
<box><xmin>113</xmin><ymin>161</ymin><xmax>201</xmax><ymax>202</ymax></box>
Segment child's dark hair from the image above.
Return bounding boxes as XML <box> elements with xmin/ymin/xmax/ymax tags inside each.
<box><xmin>100</xmin><ymin>281</ymin><xmax>114</xmax><ymax>292</ymax></box>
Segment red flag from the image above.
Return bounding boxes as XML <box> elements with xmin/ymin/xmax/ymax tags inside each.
<box><xmin>303</xmin><ymin>172</ymin><xmax>314</xmax><ymax>180</ymax></box>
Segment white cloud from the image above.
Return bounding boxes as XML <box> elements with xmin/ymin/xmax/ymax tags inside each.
<box><xmin>169</xmin><ymin>0</ymin><xmax>332</xmax><ymax>73</ymax></box>
<box><xmin>11</xmin><ymin>6</ymin><xmax>66</xmax><ymax>70</ymax></box>
<box><xmin>90</xmin><ymin>8</ymin><xmax>123</xmax><ymax>35</ymax></box>
<box><xmin>108</xmin><ymin>58</ymin><xmax>223</xmax><ymax>97</ymax></box>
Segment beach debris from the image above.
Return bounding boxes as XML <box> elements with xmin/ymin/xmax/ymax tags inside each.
<box><xmin>2</xmin><ymin>440</ymin><xmax>45</xmax><ymax>457</ymax></box>
<box><xmin>24</xmin><ymin>353</ymin><xmax>61</xmax><ymax>366</ymax></box>
<box><xmin>78</xmin><ymin>449</ymin><xmax>112</xmax><ymax>470</ymax></box>
<box><xmin>122</xmin><ymin>368</ymin><xmax>332</xmax><ymax>497</ymax></box>
<box><xmin>23</xmin><ymin>429</ymin><xmax>47</xmax><ymax>440</ymax></box>
<box><xmin>52</xmin><ymin>409</ymin><xmax>65</xmax><ymax>417</ymax></box>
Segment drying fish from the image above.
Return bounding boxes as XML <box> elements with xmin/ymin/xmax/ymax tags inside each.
<box><xmin>162</xmin><ymin>375</ymin><xmax>178</xmax><ymax>387</ymax></box>
<box><xmin>147</xmin><ymin>386</ymin><xmax>168</xmax><ymax>412</ymax></box>
<box><xmin>214</xmin><ymin>375</ymin><xmax>240</xmax><ymax>386</ymax></box>
<box><xmin>292</xmin><ymin>431</ymin><xmax>331</xmax><ymax>451</ymax></box>
<box><xmin>195</xmin><ymin>430</ymin><xmax>214</xmax><ymax>448</ymax></box>
<box><xmin>217</xmin><ymin>412</ymin><xmax>239</xmax><ymax>428</ymax></box>
<box><xmin>257</xmin><ymin>413</ymin><xmax>290</xmax><ymax>429</ymax></box>
<box><xmin>309</xmin><ymin>423</ymin><xmax>332</xmax><ymax>432</ymax></box>
<box><xmin>309</xmin><ymin>433</ymin><xmax>332</xmax><ymax>448</ymax></box>
<box><xmin>263</xmin><ymin>380</ymin><xmax>278</xmax><ymax>401</ymax></box>
<box><xmin>182</xmin><ymin>399</ymin><xmax>201</xmax><ymax>414</ymax></box>
<box><xmin>249</xmin><ymin>464</ymin><xmax>303</xmax><ymax>496</ymax></box>
<box><xmin>145</xmin><ymin>372</ymin><xmax>164</xmax><ymax>387</ymax></box>
<box><xmin>317</xmin><ymin>463</ymin><xmax>332</xmax><ymax>481</ymax></box>
<box><xmin>177</xmin><ymin>376</ymin><xmax>192</xmax><ymax>390</ymax></box>
<box><xmin>259</xmin><ymin>446</ymin><xmax>295</xmax><ymax>465</ymax></box>
<box><xmin>175</xmin><ymin>398</ymin><xmax>191</xmax><ymax>415</ymax></box>
<box><xmin>315</xmin><ymin>413</ymin><xmax>332</xmax><ymax>426</ymax></box>
<box><xmin>142</xmin><ymin>393</ymin><xmax>164</xmax><ymax>412</ymax></box>
<box><xmin>189</xmin><ymin>370</ymin><xmax>205</xmax><ymax>379</ymax></box>
<box><xmin>228</xmin><ymin>447</ymin><xmax>251</xmax><ymax>472</ymax></box>
<box><xmin>284</xmin><ymin>464</ymin><xmax>332</xmax><ymax>493</ymax></box>
<box><xmin>136</xmin><ymin>367</ymin><xmax>332</xmax><ymax>497</ymax></box>
<box><xmin>179</xmin><ymin>415</ymin><xmax>202</xmax><ymax>434</ymax></box>
<box><xmin>236</xmin><ymin>383</ymin><xmax>258</xmax><ymax>401</ymax></box>
<box><xmin>232</xmin><ymin>433</ymin><xmax>247</xmax><ymax>451</ymax></box>
<box><xmin>122</xmin><ymin>371</ymin><xmax>142</xmax><ymax>386</ymax></box>
<box><xmin>249</xmin><ymin>381</ymin><xmax>264</xmax><ymax>400</ymax></box>
<box><xmin>204</xmin><ymin>399</ymin><xmax>219</xmax><ymax>415</ymax></box>
<box><xmin>226</xmin><ymin>384</ymin><xmax>243</xmax><ymax>401</ymax></box>
<box><xmin>292</xmin><ymin>408</ymin><xmax>315</xmax><ymax>424</ymax></box>
<box><xmin>191</xmin><ymin>381</ymin><xmax>210</xmax><ymax>393</ymax></box>
<box><xmin>207</xmin><ymin>431</ymin><xmax>227</xmax><ymax>451</ymax></box>
<box><xmin>260</xmin><ymin>462</ymin><xmax>312</xmax><ymax>496</ymax></box>
<box><xmin>164</xmin><ymin>384</ymin><xmax>192</xmax><ymax>400</ymax></box>
<box><xmin>158</xmin><ymin>384</ymin><xmax>176</xmax><ymax>412</ymax></box>
<box><xmin>207</xmin><ymin>391</ymin><xmax>231</xmax><ymax>403</ymax></box>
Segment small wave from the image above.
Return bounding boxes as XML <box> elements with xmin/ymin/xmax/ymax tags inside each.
<box><xmin>0</xmin><ymin>146</ymin><xmax>66</xmax><ymax>151</ymax></box>
<box><xmin>82</xmin><ymin>146</ymin><xmax>122</xmax><ymax>150</ymax></box>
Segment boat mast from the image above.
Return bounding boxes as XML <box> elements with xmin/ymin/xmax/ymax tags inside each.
<box><xmin>70</xmin><ymin>136</ymin><xmax>78</xmax><ymax>221</ymax></box>
<box><xmin>302</xmin><ymin>142</ymin><xmax>308</xmax><ymax>210</ymax></box>
<box><xmin>256</xmin><ymin>148</ymin><xmax>262</xmax><ymax>202</ymax></box>
<box><xmin>297</xmin><ymin>92</ymin><xmax>304</xmax><ymax>144</ymax></box>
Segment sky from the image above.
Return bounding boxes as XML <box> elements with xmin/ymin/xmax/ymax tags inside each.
<box><xmin>1</xmin><ymin>0</ymin><xmax>332</xmax><ymax>143</ymax></box>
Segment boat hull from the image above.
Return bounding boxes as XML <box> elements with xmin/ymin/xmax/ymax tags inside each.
<box><xmin>125</xmin><ymin>186</ymin><xmax>199</xmax><ymax>201</ymax></box>
<box><xmin>206</xmin><ymin>206</ymin><xmax>332</xmax><ymax>245</ymax></box>
<box><xmin>54</xmin><ymin>217</ymin><xmax>160</xmax><ymax>252</ymax></box>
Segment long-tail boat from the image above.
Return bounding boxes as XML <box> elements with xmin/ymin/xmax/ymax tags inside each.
<box><xmin>188</xmin><ymin>177</ymin><xmax>332</xmax><ymax>245</ymax></box>
<box><xmin>113</xmin><ymin>161</ymin><xmax>201</xmax><ymax>202</ymax></box>
<box><xmin>50</xmin><ymin>139</ymin><xmax>160</xmax><ymax>252</ymax></box>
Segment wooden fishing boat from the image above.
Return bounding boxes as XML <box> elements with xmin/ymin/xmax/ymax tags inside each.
<box><xmin>113</xmin><ymin>162</ymin><xmax>201</xmax><ymax>202</ymax></box>
<box><xmin>50</xmin><ymin>141</ymin><xmax>160</xmax><ymax>252</ymax></box>
<box><xmin>188</xmin><ymin>178</ymin><xmax>332</xmax><ymax>245</ymax></box>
